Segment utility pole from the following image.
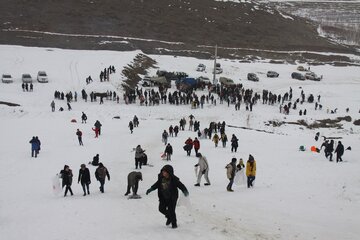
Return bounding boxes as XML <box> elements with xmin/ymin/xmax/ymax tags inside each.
<box><xmin>213</xmin><ymin>44</ymin><xmax>217</xmax><ymax>85</ymax></box>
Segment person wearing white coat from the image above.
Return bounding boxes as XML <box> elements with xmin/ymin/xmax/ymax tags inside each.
<box><xmin>194</xmin><ymin>153</ymin><xmax>210</xmax><ymax>186</ymax></box>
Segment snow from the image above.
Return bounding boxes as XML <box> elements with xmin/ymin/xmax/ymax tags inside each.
<box><xmin>2</xmin><ymin>29</ymin><xmax>185</xmax><ymax>45</ymax></box>
<box><xmin>277</xmin><ymin>10</ymin><xmax>294</xmax><ymax>20</ymax></box>
<box><xmin>0</xmin><ymin>44</ymin><xmax>360</xmax><ymax>240</ymax></box>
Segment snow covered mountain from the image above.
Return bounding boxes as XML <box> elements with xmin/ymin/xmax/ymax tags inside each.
<box><xmin>0</xmin><ymin>0</ymin><xmax>358</xmax><ymax>63</ymax></box>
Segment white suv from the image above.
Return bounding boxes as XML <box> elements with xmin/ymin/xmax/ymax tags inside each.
<box><xmin>37</xmin><ymin>71</ymin><xmax>48</xmax><ymax>83</ymax></box>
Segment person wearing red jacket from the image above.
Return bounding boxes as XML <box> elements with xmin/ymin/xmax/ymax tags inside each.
<box><xmin>184</xmin><ymin>137</ymin><xmax>193</xmax><ymax>156</ymax></box>
<box><xmin>193</xmin><ymin>137</ymin><xmax>200</xmax><ymax>155</ymax></box>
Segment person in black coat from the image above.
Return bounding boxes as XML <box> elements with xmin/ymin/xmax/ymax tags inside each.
<box><xmin>335</xmin><ymin>141</ymin><xmax>344</xmax><ymax>162</ymax></box>
<box><xmin>60</xmin><ymin>165</ymin><xmax>73</xmax><ymax>197</ymax></box>
<box><xmin>164</xmin><ymin>143</ymin><xmax>173</xmax><ymax>161</ymax></box>
<box><xmin>78</xmin><ymin>164</ymin><xmax>91</xmax><ymax>196</ymax></box>
<box><xmin>230</xmin><ymin>134</ymin><xmax>239</xmax><ymax>153</ymax></box>
<box><xmin>146</xmin><ymin>165</ymin><xmax>189</xmax><ymax>229</ymax></box>
<box><xmin>94</xmin><ymin>120</ymin><xmax>102</xmax><ymax>135</ymax></box>
<box><xmin>81</xmin><ymin>112</ymin><xmax>87</xmax><ymax>123</ymax></box>
<box><xmin>325</xmin><ymin>140</ymin><xmax>334</xmax><ymax>161</ymax></box>
<box><xmin>91</xmin><ymin>154</ymin><xmax>100</xmax><ymax>166</ymax></box>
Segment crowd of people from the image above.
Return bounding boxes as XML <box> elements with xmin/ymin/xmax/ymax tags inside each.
<box><xmin>28</xmin><ymin>63</ymin><xmax>351</xmax><ymax>230</ymax></box>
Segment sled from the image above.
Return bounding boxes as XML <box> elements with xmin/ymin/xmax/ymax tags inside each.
<box><xmin>310</xmin><ymin>146</ymin><xmax>320</xmax><ymax>153</ymax></box>
<box><xmin>177</xmin><ymin>194</ymin><xmax>192</xmax><ymax>210</ymax></box>
<box><xmin>234</xmin><ymin>169</ymin><xmax>246</xmax><ymax>186</ymax></box>
<box><xmin>52</xmin><ymin>174</ymin><xmax>61</xmax><ymax>195</ymax></box>
<box><xmin>128</xmin><ymin>194</ymin><xmax>142</xmax><ymax>199</ymax></box>
<box><xmin>142</xmin><ymin>163</ymin><xmax>154</xmax><ymax>167</ymax></box>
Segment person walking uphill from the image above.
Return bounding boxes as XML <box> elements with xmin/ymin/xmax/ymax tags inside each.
<box><xmin>246</xmin><ymin>155</ymin><xmax>256</xmax><ymax>188</ymax></box>
<box><xmin>184</xmin><ymin>137</ymin><xmax>193</xmax><ymax>156</ymax></box>
<box><xmin>60</xmin><ymin>165</ymin><xmax>73</xmax><ymax>197</ymax></box>
<box><xmin>94</xmin><ymin>120</ymin><xmax>102</xmax><ymax>135</ymax></box>
<box><xmin>135</xmin><ymin>145</ymin><xmax>145</xmax><ymax>169</ymax></box>
<box><xmin>193</xmin><ymin>137</ymin><xmax>200</xmax><ymax>155</ymax></box>
<box><xmin>164</xmin><ymin>143</ymin><xmax>173</xmax><ymax>161</ymax></box>
<box><xmin>29</xmin><ymin>136</ymin><xmax>40</xmax><ymax>158</ymax></box>
<box><xmin>78</xmin><ymin>164</ymin><xmax>91</xmax><ymax>196</ymax></box>
<box><xmin>81</xmin><ymin>112</ymin><xmax>87</xmax><ymax>124</ymax></box>
<box><xmin>76</xmin><ymin>129</ymin><xmax>83</xmax><ymax>146</ymax></box>
<box><xmin>194</xmin><ymin>153</ymin><xmax>210</xmax><ymax>186</ymax></box>
<box><xmin>95</xmin><ymin>163</ymin><xmax>110</xmax><ymax>193</ymax></box>
<box><xmin>334</xmin><ymin>141</ymin><xmax>344</xmax><ymax>162</ymax></box>
<box><xmin>225</xmin><ymin>158</ymin><xmax>237</xmax><ymax>192</ymax></box>
<box><xmin>146</xmin><ymin>165</ymin><xmax>189</xmax><ymax>229</ymax></box>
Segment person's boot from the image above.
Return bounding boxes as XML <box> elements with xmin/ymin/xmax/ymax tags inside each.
<box><xmin>194</xmin><ymin>183</ymin><xmax>200</xmax><ymax>186</ymax></box>
<box><xmin>166</xmin><ymin>218</ymin><xmax>171</xmax><ymax>226</ymax></box>
<box><xmin>124</xmin><ymin>192</ymin><xmax>130</xmax><ymax>196</ymax></box>
<box><xmin>83</xmin><ymin>192</ymin><xmax>86</xmax><ymax>196</ymax></box>
<box><xmin>172</xmin><ymin>222</ymin><xmax>177</xmax><ymax>229</ymax></box>
<box><xmin>204</xmin><ymin>183</ymin><xmax>211</xmax><ymax>186</ymax></box>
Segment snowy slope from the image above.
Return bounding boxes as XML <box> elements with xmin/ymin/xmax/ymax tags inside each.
<box><xmin>0</xmin><ymin>45</ymin><xmax>359</xmax><ymax>240</ymax></box>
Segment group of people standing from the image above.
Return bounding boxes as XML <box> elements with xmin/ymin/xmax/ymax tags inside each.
<box><xmin>225</xmin><ymin>155</ymin><xmax>256</xmax><ymax>191</ymax></box>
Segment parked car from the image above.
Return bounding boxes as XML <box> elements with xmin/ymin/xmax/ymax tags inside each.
<box><xmin>37</xmin><ymin>71</ymin><xmax>48</xmax><ymax>83</ymax></box>
<box><xmin>139</xmin><ymin>76</ymin><xmax>152</xmax><ymax>87</ymax></box>
<box><xmin>305</xmin><ymin>72</ymin><xmax>321</xmax><ymax>81</ymax></box>
<box><xmin>247</xmin><ymin>73</ymin><xmax>259</xmax><ymax>82</ymax></box>
<box><xmin>212</xmin><ymin>63</ymin><xmax>223</xmax><ymax>74</ymax></box>
<box><xmin>22</xmin><ymin>73</ymin><xmax>33</xmax><ymax>83</ymax></box>
<box><xmin>297</xmin><ymin>66</ymin><xmax>306</xmax><ymax>71</ymax></box>
<box><xmin>197</xmin><ymin>76</ymin><xmax>212</xmax><ymax>85</ymax></box>
<box><xmin>219</xmin><ymin>77</ymin><xmax>235</xmax><ymax>86</ymax></box>
<box><xmin>267</xmin><ymin>71</ymin><xmax>279</xmax><ymax>78</ymax></box>
<box><xmin>196</xmin><ymin>63</ymin><xmax>206</xmax><ymax>72</ymax></box>
<box><xmin>1</xmin><ymin>74</ymin><xmax>13</xmax><ymax>83</ymax></box>
<box><xmin>291</xmin><ymin>72</ymin><xmax>305</xmax><ymax>80</ymax></box>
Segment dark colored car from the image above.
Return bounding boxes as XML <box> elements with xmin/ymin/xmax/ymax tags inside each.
<box><xmin>267</xmin><ymin>71</ymin><xmax>279</xmax><ymax>78</ymax></box>
<box><xmin>291</xmin><ymin>72</ymin><xmax>305</xmax><ymax>80</ymax></box>
<box><xmin>247</xmin><ymin>73</ymin><xmax>259</xmax><ymax>82</ymax></box>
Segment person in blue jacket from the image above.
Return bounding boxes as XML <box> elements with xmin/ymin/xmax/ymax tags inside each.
<box><xmin>29</xmin><ymin>136</ymin><xmax>39</xmax><ymax>158</ymax></box>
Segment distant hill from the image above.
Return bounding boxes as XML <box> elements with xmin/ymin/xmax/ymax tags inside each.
<box><xmin>0</xmin><ymin>0</ymin><xmax>358</xmax><ymax>63</ymax></box>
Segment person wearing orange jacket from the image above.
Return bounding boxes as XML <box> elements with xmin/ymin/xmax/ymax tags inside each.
<box><xmin>246</xmin><ymin>154</ymin><xmax>256</xmax><ymax>188</ymax></box>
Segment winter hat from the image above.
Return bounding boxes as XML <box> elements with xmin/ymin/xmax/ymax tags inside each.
<box><xmin>64</xmin><ymin>165</ymin><xmax>69</xmax><ymax>170</ymax></box>
<box><xmin>161</xmin><ymin>165</ymin><xmax>174</xmax><ymax>176</ymax></box>
<box><xmin>249</xmin><ymin>155</ymin><xmax>254</xmax><ymax>161</ymax></box>
<box><xmin>231</xmin><ymin>158</ymin><xmax>237</xmax><ymax>163</ymax></box>
<box><xmin>99</xmin><ymin>163</ymin><xmax>104</xmax><ymax>167</ymax></box>
<box><xmin>81</xmin><ymin>164</ymin><xmax>86</xmax><ymax>168</ymax></box>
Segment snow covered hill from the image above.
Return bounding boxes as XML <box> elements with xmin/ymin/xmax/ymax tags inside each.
<box><xmin>0</xmin><ymin>45</ymin><xmax>359</xmax><ymax>240</ymax></box>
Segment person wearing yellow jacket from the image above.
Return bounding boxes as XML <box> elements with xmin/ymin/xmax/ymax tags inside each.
<box><xmin>212</xmin><ymin>133</ymin><xmax>220</xmax><ymax>147</ymax></box>
<box><xmin>246</xmin><ymin>154</ymin><xmax>256</xmax><ymax>188</ymax></box>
